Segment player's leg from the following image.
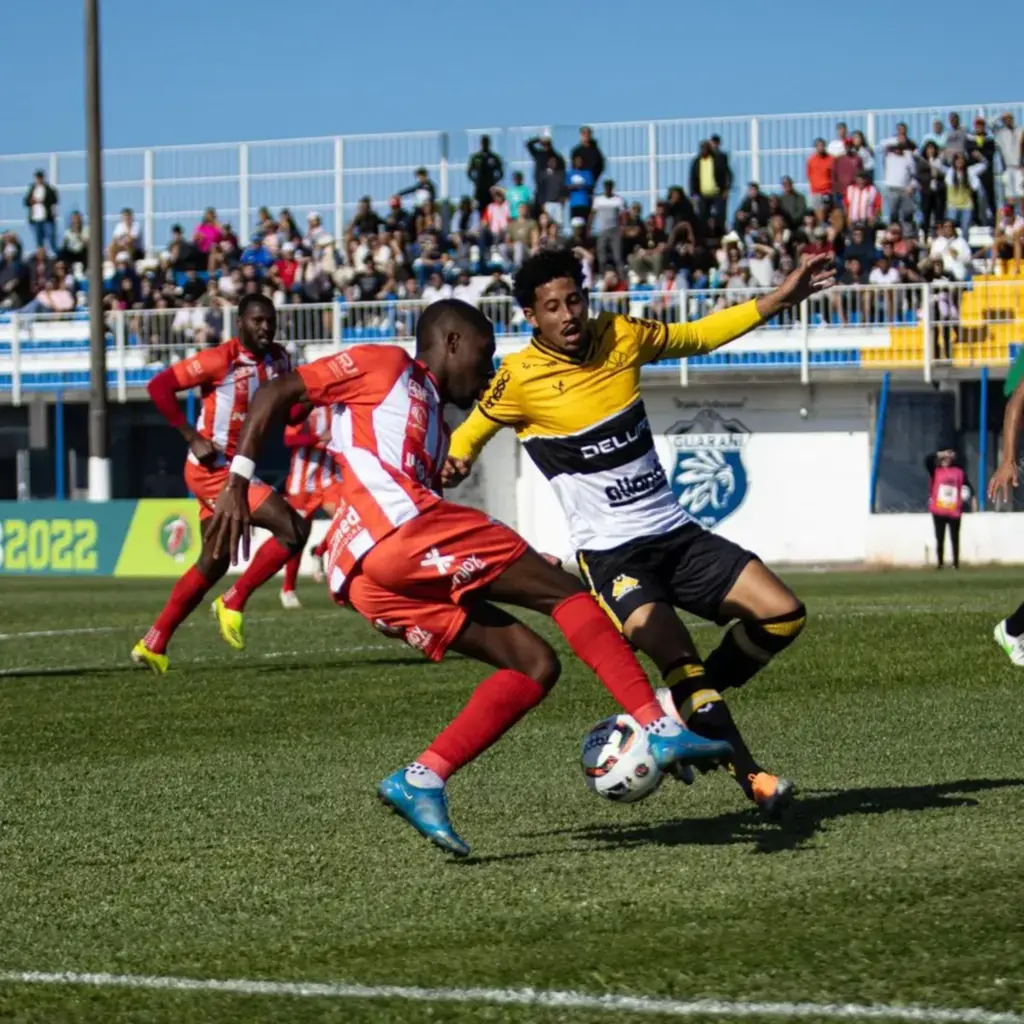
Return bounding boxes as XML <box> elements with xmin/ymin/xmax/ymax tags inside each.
<box><xmin>481</xmin><ymin>546</ymin><xmax>733</xmax><ymax>770</ymax></box>
<box><xmin>949</xmin><ymin>515</ymin><xmax>961</xmax><ymax>570</ymax></box>
<box><xmin>132</xmin><ymin>517</ymin><xmax>230</xmax><ymax>672</ymax></box>
<box><xmin>933</xmin><ymin>513</ymin><xmax>948</xmax><ymax>569</ymax></box>
<box><xmin>381</xmin><ymin>602</ymin><xmax>561</xmax><ymax>857</ymax></box>
<box><xmin>213</xmin><ymin>489</ymin><xmax>310</xmax><ymax>649</ymax></box>
<box><xmin>280</xmin><ymin>492</ymin><xmax>316</xmax><ymax>608</ymax></box>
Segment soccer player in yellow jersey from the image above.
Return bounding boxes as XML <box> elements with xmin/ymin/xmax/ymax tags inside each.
<box><xmin>444</xmin><ymin>247</ymin><xmax>835</xmax><ymax>817</ymax></box>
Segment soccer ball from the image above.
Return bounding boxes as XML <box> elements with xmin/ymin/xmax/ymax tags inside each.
<box><xmin>580</xmin><ymin>714</ymin><xmax>663</xmax><ymax>803</ymax></box>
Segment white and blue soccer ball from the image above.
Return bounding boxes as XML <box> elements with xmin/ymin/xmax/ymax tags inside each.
<box><xmin>581</xmin><ymin>714</ymin><xmax>663</xmax><ymax>803</ymax></box>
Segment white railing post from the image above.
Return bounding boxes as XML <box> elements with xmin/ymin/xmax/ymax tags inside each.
<box><xmin>143</xmin><ymin>149</ymin><xmax>155</xmax><ymax>257</ymax></box>
<box><xmin>11</xmin><ymin>313</ymin><xmax>21</xmax><ymax>406</ymax></box>
<box><xmin>800</xmin><ymin>298</ymin><xmax>810</xmax><ymax>384</ymax></box>
<box><xmin>866</xmin><ymin>111</ymin><xmax>877</xmax><ymax>148</ymax></box>
<box><xmin>115</xmin><ymin>309</ymin><xmax>127</xmax><ymax>402</ymax></box>
<box><xmin>224</xmin><ymin>305</ymin><xmax>234</xmax><ymax>340</ymax></box>
<box><xmin>239</xmin><ymin>143</ymin><xmax>249</xmax><ymax>236</ymax></box>
<box><xmin>648</xmin><ymin>121</ymin><xmax>658</xmax><ymax>212</ymax></box>
<box><xmin>334</xmin><ymin>136</ymin><xmax>344</xmax><ymax>239</ymax></box>
<box><xmin>439</xmin><ymin>132</ymin><xmax>449</xmax><ymax>201</ymax></box>
<box><xmin>333</xmin><ymin>296</ymin><xmax>343</xmax><ymax>352</ymax></box>
<box><xmin>922</xmin><ymin>281</ymin><xmax>932</xmax><ymax>383</ymax></box>
<box><xmin>750</xmin><ymin>117</ymin><xmax>760</xmax><ymax>184</ymax></box>
<box><xmin>48</xmin><ymin>153</ymin><xmax>58</xmax><ymax>188</ymax></box>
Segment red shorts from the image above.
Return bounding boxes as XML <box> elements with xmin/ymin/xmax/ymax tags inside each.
<box><xmin>185</xmin><ymin>461</ymin><xmax>276</xmax><ymax>522</ymax></box>
<box><xmin>287</xmin><ymin>481</ymin><xmax>344</xmax><ymax>520</ymax></box>
<box><xmin>336</xmin><ymin>502</ymin><xmax>529</xmax><ymax>662</ymax></box>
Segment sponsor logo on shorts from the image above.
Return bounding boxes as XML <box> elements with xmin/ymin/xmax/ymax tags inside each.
<box><xmin>604</xmin><ymin>464</ymin><xmax>668</xmax><ymax>507</ymax></box>
<box><xmin>158</xmin><ymin>514</ymin><xmax>193</xmax><ymax>561</ymax></box>
<box><xmin>451</xmin><ymin>554</ymin><xmax>487</xmax><ymax>591</ymax></box>
<box><xmin>420</xmin><ymin>547</ymin><xmax>455</xmax><ymax>575</ymax></box>
<box><xmin>405</xmin><ymin>625</ymin><xmax>434</xmax><ymax>651</ymax></box>
<box><xmin>610</xmin><ymin>574</ymin><xmax>640</xmax><ymax>600</ymax></box>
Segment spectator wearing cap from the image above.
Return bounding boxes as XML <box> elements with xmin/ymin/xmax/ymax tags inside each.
<box><xmin>467</xmin><ymin>135</ymin><xmax>505</xmax><ymax>219</ymax></box>
<box><xmin>827</xmin><ymin>122</ymin><xmax>852</xmax><ymax>159</ymax></box>
<box><xmin>995</xmin><ymin>113</ymin><xmax>1024</xmax><ymax>206</ymax></box>
<box><xmin>506</xmin><ymin>171</ymin><xmax>532</xmax><ymax>221</ymax></box>
<box><xmin>845</xmin><ymin>170</ymin><xmax>882</xmax><ymax>226</ymax></box>
<box><xmin>110</xmin><ymin>249</ymin><xmax>141</xmax><ymax>297</ymax></box>
<box><xmin>591</xmin><ymin>179</ymin><xmax>626</xmax><ymax>276</ymax></box>
<box><xmin>806</xmin><ymin>139</ymin><xmax>835</xmax><ymax>215</ymax></box>
<box><xmin>967</xmin><ymin>117</ymin><xmax>997</xmax><ymax>224</ymax></box>
<box><xmin>24</xmin><ymin>170</ymin><xmax>58</xmax><ymax>255</ymax></box>
<box><xmin>878</xmin><ymin>123</ymin><xmax>918</xmax><ymax>227</ymax></box>
<box><xmin>571</xmin><ymin>126</ymin><xmax>606</xmax><ymax>189</ymax></box>
<box><xmin>690</xmin><ymin>139</ymin><xmax>730</xmax><ymax>226</ymax></box>
<box><xmin>778</xmin><ymin>176</ymin><xmax>808</xmax><ymax>228</ymax></box>
<box><xmin>397</xmin><ymin>167</ymin><xmax>437</xmax><ymax>212</ymax></box>
<box><xmin>109</xmin><ymin>207</ymin><xmax>143</xmax><ymax>262</ymax></box>
<box><xmin>193</xmin><ymin>207</ymin><xmax>224</xmax><ymax>267</ymax></box>
<box><xmin>240</xmin><ymin>232</ymin><xmax>275</xmax><ymax>273</ymax></box>
<box><xmin>385</xmin><ymin>196</ymin><xmax>414</xmax><ymax>237</ymax></box>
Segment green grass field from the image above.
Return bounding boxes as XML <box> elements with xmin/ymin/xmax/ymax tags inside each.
<box><xmin>2</xmin><ymin>570</ymin><xmax>1024</xmax><ymax>1023</ymax></box>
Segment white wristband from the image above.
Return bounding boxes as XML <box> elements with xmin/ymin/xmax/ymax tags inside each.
<box><xmin>229</xmin><ymin>455</ymin><xmax>255</xmax><ymax>481</ymax></box>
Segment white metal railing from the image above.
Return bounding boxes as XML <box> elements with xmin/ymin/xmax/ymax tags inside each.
<box><xmin>3</xmin><ymin>99</ymin><xmax>1023</xmax><ymax>253</ymax></box>
<box><xmin>2</xmin><ymin>280</ymin><xmax>1022</xmax><ymax>401</ymax></box>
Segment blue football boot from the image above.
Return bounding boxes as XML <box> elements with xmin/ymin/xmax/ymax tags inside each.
<box><xmin>646</xmin><ymin>726</ymin><xmax>732</xmax><ymax>771</ymax></box>
<box><xmin>377</xmin><ymin>768</ymin><xmax>470</xmax><ymax>858</ymax></box>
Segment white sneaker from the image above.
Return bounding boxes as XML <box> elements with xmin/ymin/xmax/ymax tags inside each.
<box><xmin>994</xmin><ymin>620</ymin><xmax>1024</xmax><ymax>665</ymax></box>
<box><xmin>654</xmin><ymin>687</ymin><xmax>695</xmax><ymax>785</ymax></box>
<box><xmin>312</xmin><ymin>553</ymin><xmax>325</xmax><ymax>584</ymax></box>
<box><xmin>280</xmin><ymin>589</ymin><xmax>302</xmax><ymax>610</ymax></box>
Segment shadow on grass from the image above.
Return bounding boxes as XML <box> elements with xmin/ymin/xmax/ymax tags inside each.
<box><xmin>524</xmin><ymin>778</ymin><xmax>1024</xmax><ymax>856</ymax></box>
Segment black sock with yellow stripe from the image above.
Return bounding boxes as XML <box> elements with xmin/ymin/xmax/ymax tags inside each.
<box><xmin>704</xmin><ymin>604</ymin><xmax>807</xmax><ymax>693</ymax></box>
<box><xmin>665</xmin><ymin>659</ymin><xmax>762</xmax><ymax>798</ymax></box>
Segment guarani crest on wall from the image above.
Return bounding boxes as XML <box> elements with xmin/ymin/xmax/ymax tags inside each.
<box><xmin>665</xmin><ymin>408</ymin><xmax>750</xmax><ymax>527</ymax></box>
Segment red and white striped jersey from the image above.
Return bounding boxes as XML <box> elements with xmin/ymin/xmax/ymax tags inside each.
<box><xmin>171</xmin><ymin>337</ymin><xmax>291</xmax><ymax>465</ymax></box>
<box><xmin>284</xmin><ymin>404</ymin><xmax>343</xmax><ymax>496</ymax></box>
<box><xmin>844</xmin><ymin>182</ymin><xmax>882</xmax><ymax>225</ymax></box>
<box><xmin>297</xmin><ymin>345</ymin><xmax>449</xmax><ymax>593</ymax></box>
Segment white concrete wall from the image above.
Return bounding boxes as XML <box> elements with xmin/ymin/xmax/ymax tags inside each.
<box><xmin>867</xmin><ymin>513</ymin><xmax>1024</xmax><ymax>566</ymax></box>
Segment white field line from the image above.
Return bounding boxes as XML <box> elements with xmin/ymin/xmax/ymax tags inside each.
<box><xmin>0</xmin><ymin>970</ymin><xmax>1020</xmax><ymax>1023</ymax></box>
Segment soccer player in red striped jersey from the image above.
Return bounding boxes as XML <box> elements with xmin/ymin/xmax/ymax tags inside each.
<box><xmin>278</xmin><ymin>404</ymin><xmax>343</xmax><ymax>608</ymax></box>
<box><xmin>131</xmin><ymin>293</ymin><xmax>310</xmax><ymax>672</ymax></box>
<box><xmin>206</xmin><ymin>299</ymin><xmax>732</xmax><ymax>857</ymax></box>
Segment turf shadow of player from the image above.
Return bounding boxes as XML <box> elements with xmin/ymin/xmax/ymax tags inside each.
<box><xmin>524</xmin><ymin>777</ymin><xmax>1024</xmax><ymax>856</ymax></box>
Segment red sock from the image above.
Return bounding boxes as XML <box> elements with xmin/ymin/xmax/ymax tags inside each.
<box><xmin>282</xmin><ymin>551</ymin><xmax>300</xmax><ymax>593</ymax></box>
<box><xmin>418</xmin><ymin>669</ymin><xmax>547</xmax><ymax>780</ymax></box>
<box><xmin>144</xmin><ymin>566</ymin><xmax>212</xmax><ymax>654</ymax></box>
<box><xmin>222</xmin><ymin>537</ymin><xmax>295</xmax><ymax>612</ymax></box>
<box><xmin>551</xmin><ymin>592</ymin><xmax>662</xmax><ymax>725</ymax></box>
<box><xmin>311</xmin><ymin>537</ymin><xmax>327</xmax><ymax>558</ymax></box>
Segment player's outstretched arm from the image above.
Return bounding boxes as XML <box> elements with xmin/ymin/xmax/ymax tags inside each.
<box><xmin>656</xmin><ymin>253</ymin><xmax>836</xmax><ymax>361</ymax></box>
<box><xmin>989</xmin><ymin>380</ymin><xmax>1024</xmax><ymax>502</ymax></box>
<box><xmin>210</xmin><ymin>372</ymin><xmax>308</xmax><ymax>564</ymax></box>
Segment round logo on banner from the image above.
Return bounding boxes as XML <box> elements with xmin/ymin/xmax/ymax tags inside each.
<box><xmin>159</xmin><ymin>514</ymin><xmax>193</xmax><ymax>562</ymax></box>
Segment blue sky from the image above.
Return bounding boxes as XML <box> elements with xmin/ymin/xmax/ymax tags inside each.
<box><xmin>4</xmin><ymin>0</ymin><xmax>1023</xmax><ymax>155</ymax></box>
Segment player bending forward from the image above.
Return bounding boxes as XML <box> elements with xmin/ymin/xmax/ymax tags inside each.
<box><xmin>279</xmin><ymin>403</ymin><xmax>343</xmax><ymax>608</ymax></box>
<box><xmin>131</xmin><ymin>293</ymin><xmax>310</xmax><ymax>672</ymax></box>
<box><xmin>445</xmin><ymin>249</ymin><xmax>835</xmax><ymax>818</ymax></box>
<box><xmin>989</xmin><ymin>367</ymin><xmax>1024</xmax><ymax>662</ymax></box>
<box><xmin>207</xmin><ymin>299</ymin><xmax>732</xmax><ymax>857</ymax></box>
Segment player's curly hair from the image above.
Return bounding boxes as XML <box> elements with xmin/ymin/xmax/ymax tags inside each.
<box><xmin>513</xmin><ymin>247</ymin><xmax>585</xmax><ymax>310</ymax></box>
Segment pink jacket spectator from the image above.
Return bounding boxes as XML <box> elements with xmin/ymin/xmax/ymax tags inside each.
<box><xmin>194</xmin><ymin>221</ymin><xmax>224</xmax><ymax>254</ymax></box>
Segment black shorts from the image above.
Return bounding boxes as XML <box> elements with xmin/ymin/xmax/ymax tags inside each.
<box><xmin>577</xmin><ymin>522</ymin><xmax>756</xmax><ymax>629</ymax></box>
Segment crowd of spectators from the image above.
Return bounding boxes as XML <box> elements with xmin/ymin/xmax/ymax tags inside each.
<box><xmin>2</xmin><ymin>111</ymin><xmax>1023</xmax><ymax>343</ymax></box>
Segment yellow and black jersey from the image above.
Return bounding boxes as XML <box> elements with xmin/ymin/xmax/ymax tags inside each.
<box><xmin>449</xmin><ymin>300</ymin><xmax>763</xmax><ymax>552</ymax></box>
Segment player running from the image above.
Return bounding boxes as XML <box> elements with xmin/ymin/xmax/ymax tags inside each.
<box><xmin>279</xmin><ymin>403</ymin><xmax>342</xmax><ymax>608</ymax></box>
<box><xmin>207</xmin><ymin>299</ymin><xmax>733</xmax><ymax>857</ymax></box>
<box><xmin>988</xmin><ymin>365</ymin><xmax>1024</xmax><ymax>662</ymax></box>
<box><xmin>131</xmin><ymin>293</ymin><xmax>310</xmax><ymax>672</ymax></box>
<box><xmin>444</xmin><ymin>248</ymin><xmax>835</xmax><ymax>818</ymax></box>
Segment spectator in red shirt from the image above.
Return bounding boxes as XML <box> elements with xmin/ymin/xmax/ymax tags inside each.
<box><xmin>807</xmin><ymin>139</ymin><xmax>835</xmax><ymax>215</ymax></box>
<box><xmin>275</xmin><ymin>241</ymin><xmax>299</xmax><ymax>293</ymax></box>
<box><xmin>833</xmin><ymin>145</ymin><xmax>863</xmax><ymax>206</ymax></box>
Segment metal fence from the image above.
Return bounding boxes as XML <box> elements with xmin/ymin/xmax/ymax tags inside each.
<box><xmin>2</xmin><ymin>280</ymin><xmax>1022</xmax><ymax>403</ymax></box>
<box><xmin>2</xmin><ymin>100</ymin><xmax>1022</xmax><ymax>254</ymax></box>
